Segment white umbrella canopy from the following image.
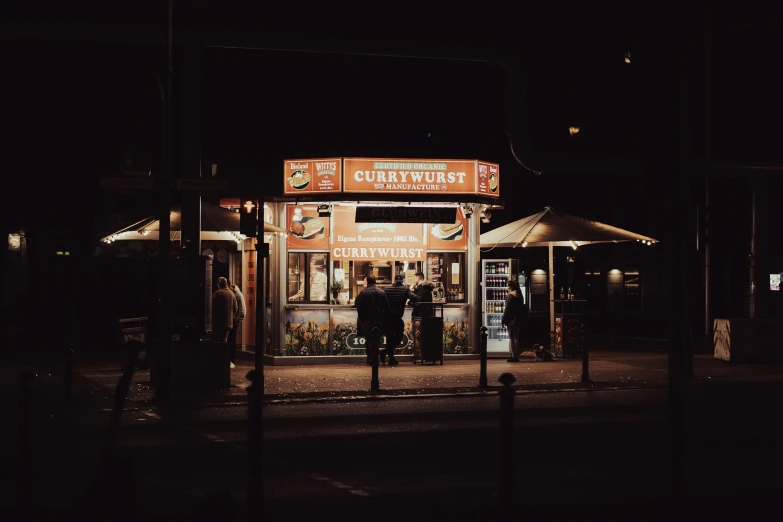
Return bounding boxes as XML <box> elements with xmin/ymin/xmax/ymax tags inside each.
<box><xmin>480</xmin><ymin>207</ymin><xmax>658</xmax><ymax>350</ymax></box>
<box><xmin>479</xmin><ymin>207</ymin><xmax>657</xmax><ymax>248</ymax></box>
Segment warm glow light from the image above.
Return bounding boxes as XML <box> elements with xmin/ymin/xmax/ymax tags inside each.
<box><xmin>570</xmin><ymin>240</ymin><xmax>578</xmax><ymax>250</ymax></box>
<box><xmin>243</xmin><ymin>200</ymin><xmax>257</xmax><ymax>214</ymax></box>
<box><xmin>624</xmin><ymin>51</ymin><xmax>631</xmax><ymax>63</ymax></box>
<box><xmin>522</xmin><ymin>242</ymin><xmax>527</xmax><ymax>248</ymax></box>
<box><xmin>569</xmin><ymin>126</ymin><xmax>580</xmax><ymax>136</ymax></box>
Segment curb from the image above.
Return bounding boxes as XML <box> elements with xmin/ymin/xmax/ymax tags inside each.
<box><xmin>105</xmin><ymin>380</ymin><xmax>670</xmax><ymax>409</ymax></box>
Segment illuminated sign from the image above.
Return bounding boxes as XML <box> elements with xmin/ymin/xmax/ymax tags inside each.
<box><xmin>344</xmin><ymin>158</ymin><xmax>482</xmax><ymax>196</ymax></box>
<box><xmin>332</xmin><ymin>207</ymin><xmax>424</xmax><ymax>260</ymax></box>
<box><xmin>282</xmin><ymin>157</ymin><xmax>500</xmax><ymax>198</ymax></box>
<box><xmin>283</xmin><ymin>158</ymin><xmax>343</xmax><ymax>195</ymax></box>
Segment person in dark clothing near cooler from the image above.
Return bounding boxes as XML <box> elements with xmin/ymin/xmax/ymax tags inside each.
<box><xmin>501</xmin><ymin>279</ymin><xmax>528</xmax><ymax>362</ymax></box>
<box><xmin>355</xmin><ymin>274</ymin><xmax>391</xmax><ymax>366</ymax></box>
<box><xmin>383</xmin><ymin>274</ymin><xmax>419</xmax><ymax>365</ymax></box>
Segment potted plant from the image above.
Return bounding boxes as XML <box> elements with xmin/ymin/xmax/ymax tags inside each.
<box><xmin>331</xmin><ymin>279</ymin><xmax>344</xmax><ymax>302</ymax></box>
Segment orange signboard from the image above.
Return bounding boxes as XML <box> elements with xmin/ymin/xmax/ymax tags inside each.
<box><xmin>283</xmin><ymin>158</ymin><xmax>342</xmax><ymax>195</ymax></box>
<box><xmin>282</xmin><ymin>157</ymin><xmax>500</xmax><ymax>198</ymax></box>
<box><xmin>427</xmin><ymin>207</ymin><xmax>469</xmax><ymax>250</ymax></box>
<box><xmin>331</xmin><ymin>206</ymin><xmax>425</xmax><ymax>260</ymax></box>
<box><xmin>343</xmin><ymin>158</ymin><xmax>485</xmax><ymax>196</ymax></box>
<box><xmin>476</xmin><ymin>162</ymin><xmax>500</xmax><ymax>197</ymax></box>
<box><xmin>285</xmin><ymin>205</ymin><xmax>330</xmax><ymax>250</ymax></box>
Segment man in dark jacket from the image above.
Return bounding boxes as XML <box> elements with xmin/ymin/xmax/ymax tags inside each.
<box><xmin>383</xmin><ymin>275</ymin><xmax>419</xmax><ymax>365</ymax></box>
<box><xmin>411</xmin><ymin>272</ymin><xmax>435</xmax><ymax>318</ymax></box>
<box><xmin>501</xmin><ymin>279</ymin><xmax>528</xmax><ymax>362</ymax></box>
<box><xmin>355</xmin><ymin>274</ymin><xmax>391</xmax><ymax>366</ymax></box>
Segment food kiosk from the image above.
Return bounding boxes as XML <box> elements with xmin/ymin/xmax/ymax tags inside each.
<box><xmin>263</xmin><ymin>157</ymin><xmax>503</xmax><ymax>363</ymax></box>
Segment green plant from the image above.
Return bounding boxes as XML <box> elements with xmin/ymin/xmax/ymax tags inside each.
<box><xmin>331</xmin><ymin>279</ymin><xmax>345</xmax><ymax>294</ymax></box>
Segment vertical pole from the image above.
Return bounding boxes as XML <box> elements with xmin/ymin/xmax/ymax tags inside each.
<box><xmin>479</xmin><ymin>326</ymin><xmax>488</xmax><ymax>388</ymax></box>
<box><xmin>548</xmin><ymin>243</ymin><xmax>555</xmax><ymax>350</ymax></box>
<box><xmin>154</xmin><ymin>0</ymin><xmax>173</xmax><ymax>400</ymax></box>
<box><xmin>498</xmin><ymin>372</ymin><xmax>516</xmax><ymax>509</ymax></box>
<box><xmin>704</xmin><ymin>27</ymin><xmax>712</xmax><ymax>339</ymax></box>
<box><xmin>256</xmin><ymin>241</ymin><xmax>266</xmax><ymax>372</ymax></box>
<box><xmin>16</xmin><ymin>371</ymin><xmax>34</xmax><ymax>510</ymax></box>
<box><xmin>248</xmin><ymin>239</ymin><xmax>266</xmax><ymax>518</ymax></box>
<box><xmin>670</xmin><ymin>32</ymin><xmax>692</xmax><ymax>498</ymax></box>
<box><xmin>246</xmin><ymin>369</ymin><xmax>263</xmax><ymax>520</ymax></box>
<box><xmin>180</xmin><ymin>44</ymin><xmax>203</xmax><ymax>260</ymax></box>
<box><xmin>370</xmin><ymin>327</ymin><xmax>380</xmax><ymax>393</ymax></box>
<box><xmin>749</xmin><ymin>180</ymin><xmax>756</xmax><ymax>319</ymax></box>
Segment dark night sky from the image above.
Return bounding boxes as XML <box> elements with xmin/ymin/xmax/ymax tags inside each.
<box><xmin>3</xmin><ymin>5</ymin><xmax>783</xmax><ymax>256</ymax></box>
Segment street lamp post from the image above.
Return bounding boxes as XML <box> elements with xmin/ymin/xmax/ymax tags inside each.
<box><xmin>153</xmin><ymin>0</ymin><xmax>174</xmax><ymax>399</ymax></box>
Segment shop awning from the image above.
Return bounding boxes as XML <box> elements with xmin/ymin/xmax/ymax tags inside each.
<box><xmin>100</xmin><ymin>201</ymin><xmax>287</xmax><ymax>243</ymax></box>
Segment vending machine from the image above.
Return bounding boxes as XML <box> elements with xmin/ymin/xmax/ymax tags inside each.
<box><xmin>481</xmin><ymin>258</ymin><xmax>526</xmax><ymax>358</ymax></box>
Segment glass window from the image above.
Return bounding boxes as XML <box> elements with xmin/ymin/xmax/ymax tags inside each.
<box><xmin>427</xmin><ymin>252</ymin><xmax>465</xmax><ymax>303</ymax></box>
<box><xmin>287</xmin><ymin>252</ymin><xmax>329</xmax><ymax>303</ymax></box>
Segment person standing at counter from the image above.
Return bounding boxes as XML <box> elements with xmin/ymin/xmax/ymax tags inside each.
<box><xmin>411</xmin><ymin>272</ymin><xmax>435</xmax><ymax>318</ymax></box>
<box><xmin>355</xmin><ymin>274</ymin><xmax>391</xmax><ymax>366</ymax></box>
<box><xmin>383</xmin><ymin>274</ymin><xmax>418</xmax><ymax>366</ymax></box>
<box><xmin>309</xmin><ymin>261</ymin><xmax>328</xmax><ymax>302</ymax></box>
<box><xmin>501</xmin><ymin>279</ymin><xmax>527</xmax><ymax>362</ymax></box>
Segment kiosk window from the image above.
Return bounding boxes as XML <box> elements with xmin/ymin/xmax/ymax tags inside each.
<box><xmin>287</xmin><ymin>253</ymin><xmax>329</xmax><ymax>303</ymax></box>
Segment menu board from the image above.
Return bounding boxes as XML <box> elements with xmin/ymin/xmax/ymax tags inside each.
<box><xmin>283</xmin><ymin>158</ymin><xmax>343</xmax><ymax>195</ymax></box>
<box><xmin>285</xmin><ymin>205</ymin><xmax>330</xmax><ymax>250</ymax></box>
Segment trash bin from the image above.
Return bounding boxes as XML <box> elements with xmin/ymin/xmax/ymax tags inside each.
<box><xmin>119</xmin><ymin>317</ymin><xmax>149</xmax><ymax>370</ymax></box>
<box><xmin>413</xmin><ymin>302</ymin><xmax>444</xmax><ymax>365</ymax></box>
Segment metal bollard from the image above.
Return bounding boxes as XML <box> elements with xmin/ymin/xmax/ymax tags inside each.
<box><xmin>16</xmin><ymin>371</ymin><xmax>35</xmax><ymax>509</ymax></box>
<box><xmin>498</xmin><ymin>372</ymin><xmax>516</xmax><ymax>508</ymax></box>
<box><xmin>581</xmin><ymin>323</ymin><xmax>591</xmax><ymax>383</ymax></box>
<box><xmin>64</xmin><ymin>348</ymin><xmax>74</xmax><ymax>407</ymax></box>
<box><xmin>246</xmin><ymin>369</ymin><xmax>264</xmax><ymax>520</ymax></box>
<box><xmin>369</xmin><ymin>327</ymin><xmax>380</xmax><ymax>393</ymax></box>
<box><xmin>479</xmin><ymin>326</ymin><xmax>488</xmax><ymax>388</ymax></box>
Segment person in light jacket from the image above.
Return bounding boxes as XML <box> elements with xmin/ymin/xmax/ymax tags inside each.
<box><xmin>212</xmin><ymin>276</ymin><xmax>237</xmax><ymax>345</ymax></box>
<box><xmin>227</xmin><ymin>279</ymin><xmax>246</xmax><ymax>369</ymax></box>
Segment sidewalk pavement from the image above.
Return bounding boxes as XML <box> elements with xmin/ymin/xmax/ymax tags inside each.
<box><xmin>65</xmin><ymin>349</ymin><xmax>783</xmax><ymax>408</ymax></box>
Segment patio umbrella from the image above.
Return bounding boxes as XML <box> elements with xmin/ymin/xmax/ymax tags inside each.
<box><xmin>100</xmin><ymin>201</ymin><xmax>288</xmax><ymax>242</ymax></box>
<box><xmin>480</xmin><ymin>207</ymin><xmax>658</xmax><ymax>344</ymax></box>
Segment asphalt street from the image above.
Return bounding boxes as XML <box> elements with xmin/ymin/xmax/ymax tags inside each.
<box><xmin>3</xmin><ymin>363</ymin><xmax>783</xmax><ymax>521</ymax></box>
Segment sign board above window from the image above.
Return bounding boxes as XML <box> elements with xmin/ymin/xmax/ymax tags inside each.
<box><xmin>283</xmin><ymin>157</ymin><xmax>499</xmax><ymax>198</ymax></box>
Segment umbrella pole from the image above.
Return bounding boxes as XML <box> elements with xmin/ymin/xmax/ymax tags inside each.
<box><xmin>548</xmin><ymin>242</ymin><xmax>555</xmax><ymax>352</ymax></box>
